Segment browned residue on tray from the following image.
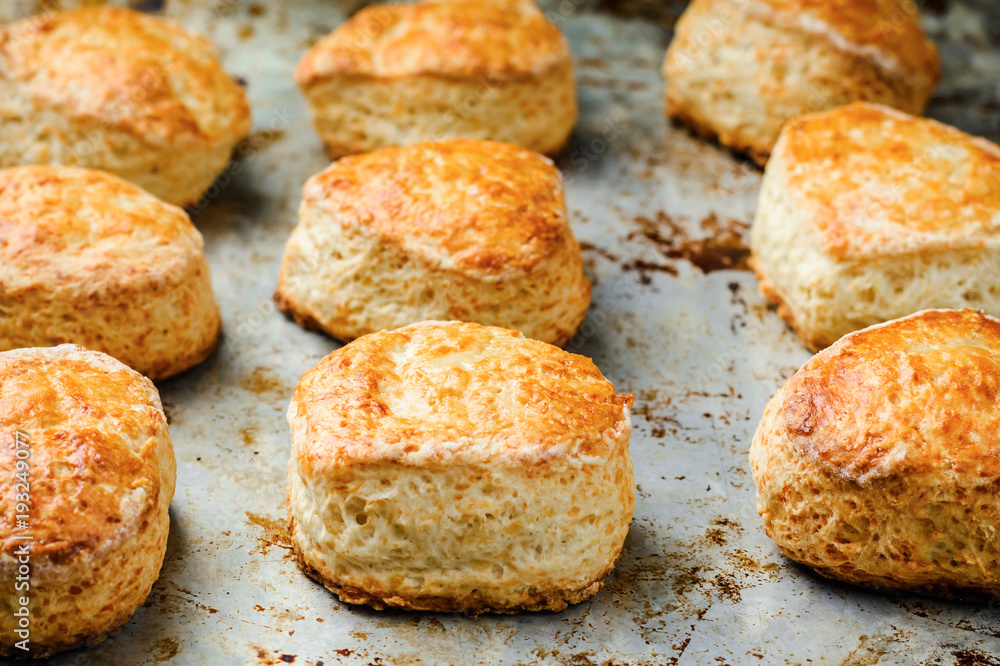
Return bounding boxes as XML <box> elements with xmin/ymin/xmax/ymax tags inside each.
<box><xmin>246</xmin><ymin>512</ymin><xmax>293</xmax><ymax>558</ymax></box>
<box><xmin>238</xmin><ymin>129</ymin><xmax>287</xmax><ymax>157</ymax></box>
<box><xmin>240</xmin><ymin>366</ymin><xmax>292</xmax><ymax>397</ymax></box>
<box><xmin>597</xmin><ymin>0</ymin><xmax>689</xmax><ymax>29</ymax></box>
<box><xmin>625</xmin><ymin>211</ymin><xmax>751</xmax><ymax>278</ymax></box>
<box><xmin>596</xmin><ymin>516</ymin><xmax>780</xmax><ymax>656</ymax></box>
<box><xmin>150</xmin><ymin>636</ymin><xmax>180</xmax><ymax>662</ymax></box>
<box><xmin>252</xmin><ymin>647</ymin><xmax>327</xmax><ymax>665</ymax></box>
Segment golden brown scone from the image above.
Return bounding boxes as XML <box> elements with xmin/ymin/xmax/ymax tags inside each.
<box><xmin>0</xmin><ymin>165</ymin><xmax>221</xmax><ymax>380</ymax></box>
<box><xmin>750</xmin><ymin>103</ymin><xmax>1000</xmax><ymax>351</ymax></box>
<box><xmin>0</xmin><ymin>345</ymin><xmax>176</xmax><ymax>658</ymax></box>
<box><xmin>286</xmin><ymin>320</ymin><xmax>634</xmax><ymax>615</ymax></box>
<box><xmin>751</xmin><ymin>309</ymin><xmax>1000</xmax><ymax>599</ymax></box>
<box><xmin>0</xmin><ymin>6</ymin><xmax>251</xmax><ymax>206</ymax></box>
<box><xmin>295</xmin><ymin>0</ymin><xmax>577</xmax><ymax>157</ymax></box>
<box><xmin>0</xmin><ymin>0</ymin><xmax>135</xmax><ymax>24</ymax></box>
<box><xmin>663</xmin><ymin>0</ymin><xmax>940</xmax><ymax>165</ymax></box>
<box><xmin>274</xmin><ymin>139</ymin><xmax>591</xmax><ymax>346</ymax></box>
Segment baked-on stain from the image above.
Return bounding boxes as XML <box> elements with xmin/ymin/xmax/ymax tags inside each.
<box><xmin>252</xmin><ymin>647</ymin><xmax>326</xmax><ymax>666</ymax></box>
<box><xmin>626</xmin><ymin>211</ymin><xmax>751</xmax><ymax>277</ymax></box>
<box><xmin>151</xmin><ymin>636</ymin><xmax>180</xmax><ymax>662</ymax></box>
<box><xmin>245</xmin><ymin>512</ymin><xmax>293</xmax><ymax>558</ymax></box>
<box><xmin>238</xmin><ymin>129</ymin><xmax>286</xmax><ymax>157</ymax></box>
<box><xmin>941</xmin><ymin>647</ymin><xmax>1000</xmax><ymax>666</ymax></box>
<box><xmin>240</xmin><ymin>366</ymin><xmax>291</xmax><ymax>397</ymax></box>
<box><xmin>596</xmin><ymin>0</ymin><xmax>689</xmax><ymax>29</ymax></box>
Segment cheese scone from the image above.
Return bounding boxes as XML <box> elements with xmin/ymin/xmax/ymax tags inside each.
<box><xmin>0</xmin><ymin>345</ymin><xmax>176</xmax><ymax>658</ymax></box>
<box><xmin>295</xmin><ymin>0</ymin><xmax>576</xmax><ymax>157</ymax></box>
<box><xmin>751</xmin><ymin>103</ymin><xmax>1000</xmax><ymax>351</ymax></box>
<box><xmin>663</xmin><ymin>0</ymin><xmax>939</xmax><ymax>165</ymax></box>
<box><xmin>751</xmin><ymin>309</ymin><xmax>1000</xmax><ymax>599</ymax></box>
<box><xmin>287</xmin><ymin>321</ymin><xmax>634</xmax><ymax>614</ymax></box>
<box><xmin>274</xmin><ymin>139</ymin><xmax>591</xmax><ymax>346</ymax></box>
<box><xmin>0</xmin><ymin>165</ymin><xmax>221</xmax><ymax>380</ymax></box>
<box><xmin>0</xmin><ymin>7</ymin><xmax>251</xmax><ymax>205</ymax></box>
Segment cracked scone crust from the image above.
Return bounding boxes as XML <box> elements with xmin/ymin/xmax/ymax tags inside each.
<box><xmin>750</xmin><ymin>103</ymin><xmax>1000</xmax><ymax>351</ymax></box>
<box><xmin>286</xmin><ymin>321</ymin><xmax>634</xmax><ymax>614</ymax></box>
<box><xmin>0</xmin><ymin>6</ymin><xmax>251</xmax><ymax>205</ymax></box>
<box><xmin>0</xmin><ymin>345</ymin><xmax>176</xmax><ymax>658</ymax></box>
<box><xmin>0</xmin><ymin>165</ymin><xmax>221</xmax><ymax>380</ymax></box>
<box><xmin>663</xmin><ymin>0</ymin><xmax>939</xmax><ymax>164</ymax></box>
<box><xmin>274</xmin><ymin>139</ymin><xmax>591</xmax><ymax>346</ymax></box>
<box><xmin>751</xmin><ymin>309</ymin><xmax>1000</xmax><ymax>599</ymax></box>
<box><xmin>295</xmin><ymin>0</ymin><xmax>576</xmax><ymax>157</ymax></box>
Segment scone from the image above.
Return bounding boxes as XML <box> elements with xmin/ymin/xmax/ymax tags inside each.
<box><xmin>751</xmin><ymin>309</ymin><xmax>1000</xmax><ymax>599</ymax></box>
<box><xmin>750</xmin><ymin>103</ymin><xmax>1000</xmax><ymax>351</ymax></box>
<box><xmin>0</xmin><ymin>165</ymin><xmax>221</xmax><ymax>380</ymax></box>
<box><xmin>0</xmin><ymin>345</ymin><xmax>176</xmax><ymax>658</ymax></box>
<box><xmin>0</xmin><ymin>6</ymin><xmax>251</xmax><ymax>206</ymax></box>
<box><xmin>0</xmin><ymin>0</ymin><xmax>134</xmax><ymax>24</ymax></box>
<box><xmin>286</xmin><ymin>320</ymin><xmax>634</xmax><ymax>614</ymax></box>
<box><xmin>663</xmin><ymin>0</ymin><xmax>940</xmax><ymax>165</ymax></box>
<box><xmin>295</xmin><ymin>0</ymin><xmax>577</xmax><ymax>157</ymax></box>
<box><xmin>274</xmin><ymin>139</ymin><xmax>591</xmax><ymax>346</ymax></box>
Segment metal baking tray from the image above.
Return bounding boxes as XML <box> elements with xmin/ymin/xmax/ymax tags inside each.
<box><xmin>12</xmin><ymin>0</ymin><xmax>1000</xmax><ymax>663</ymax></box>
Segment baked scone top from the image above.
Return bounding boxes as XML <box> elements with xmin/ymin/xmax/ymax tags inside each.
<box><xmin>301</xmin><ymin>139</ymin><xmax>572</xmax><ymax>275</ymax></box>
<box><xmin>0</xmin><ymin>345</ymin><xmax>166</xmax><ymax>560</ymax></box>
<box><xmin>775</xmin><ymin>103</ymin><xmax>1000</xmax><ymax>261</ymax></box>
<box><xmin>295</xmin><ymin>0</ymin><xmax>569</xmax><ymax>84</ymax></box>
<box><xmin>0</xmin><ymin>166</ymin><xmax>204</xmax><ymax>295</ymax></box>
<box><xmin>750</xmin><ymin>0</ymin><xmax>939</xmax><ymax>83</ymax></box>
<box><xmin>0</xmin><ymin>7</ymin><xmax>251</xmax><ymax>144</ymax></box>
<box><xmin>289</xmin><ymin>321</ymin><xmax>633</xmax><ymax>471</ymax></box>
<box><xmin>778</xmin><ymin>309</ymin><xmax>1000</xmax><ymax>484</ymax></box>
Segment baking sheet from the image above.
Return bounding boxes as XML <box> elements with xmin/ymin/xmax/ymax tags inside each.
<box><xmin>11</xmin><ymin>0</ymin><xmax>1000</xmax><ymax>663</ymax></box>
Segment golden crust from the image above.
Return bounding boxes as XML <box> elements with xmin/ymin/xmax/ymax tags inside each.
<box><xmin>274</xmin><ymin>140</ymin><xmax>591</xmax><ymax>345</ymax></box>
<box><xmin>0</xmin><ymin>345</ymin><xmax>175</xmax><ymax>657</ymax></box>
<box><xmin>663</xmin><ymin>0</ymin><xmax>938</xmax><ymax>164</ymax></box>
<box><xmin>780</xmin><ymin>309</ymin><xmax>1000</xmax><ymax>483</ymax></box>
<box><xmin>751</xmin><ymin>0</ymin><xmax>939</xmax><ymax>84</ymax></box>
<box><xmin>777</xmin><ymin>103</ymin><xmax>1000</xmax><ymax>262</ymax></box>
<box><xmin>289</xmin><ymin>321</ymin><xmax>633</xmax><ymax>474</ymax></box>
<box><xmin>287</xmin><ymin>321</ymin><xmax>633</xmax><ymax>615</ymax></box>
<box><xmin>299</xmin><ymin>139</ymin><xmax>570</xmax><ymax>274</ymax></box>
<box><xmin>0</xmin><ymin>346</ymin><xmax>167</xmax><ymax>557</ymax></box>
<box><xmin>0</xmin><ymin>165</ymin><xmax>221</xmax><ymax>381</ymax></box>
<box><xmin>295</xmin><ymin>0</ymin><xmax>569</xmax><ymax>85</ymax></box>
<box><xmin>751</xmin><ymin>310</ymin><xmax>1000</xmax><ymax>597</ymax></box>
<box><xmin>0</xmin><ymin>7</ymin><xmax>251</xmax><ymax>144</ymax></box>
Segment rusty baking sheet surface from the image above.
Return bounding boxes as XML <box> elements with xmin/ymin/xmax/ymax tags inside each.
<box><xmin>8</xmin><ymin>0</ymin><xmax>1000</xmax><ymax>664</ymax></box>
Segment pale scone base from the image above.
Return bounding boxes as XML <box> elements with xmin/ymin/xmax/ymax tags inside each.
<box><xmin>289</xmin><ymin>516</ymin><xmax>618</xmax><ymax>616</ymax></box>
